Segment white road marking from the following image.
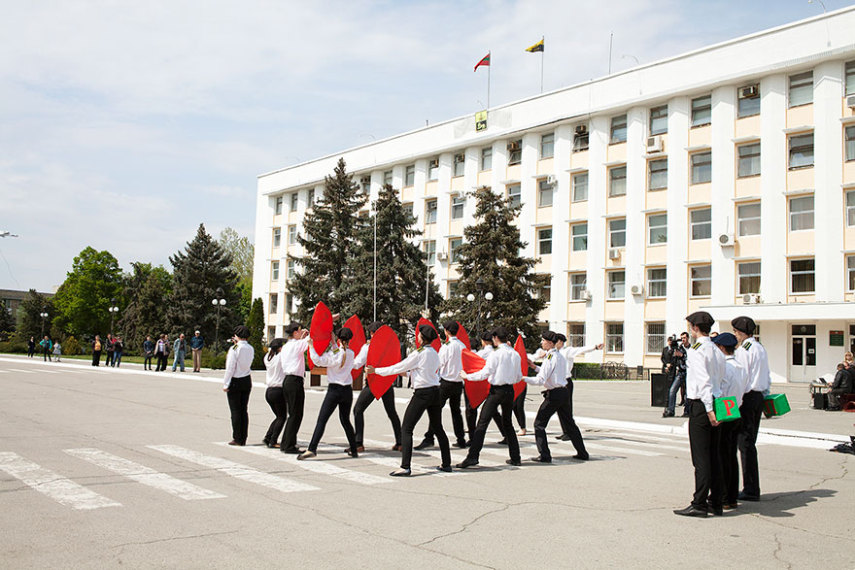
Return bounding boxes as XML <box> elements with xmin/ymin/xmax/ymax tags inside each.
<box><xmin>147</xmin><ymin>445</ymin><xmax>319</xmax><ymax>494</ymax></box>
<box><xmin>583</xmin><ymin>442</ymin><xmax>662</xmax><ymax>457</ymax></box>
<box><xmin>0</xmin><ymin>452</ymin><xmax>121</xmax><ymax>510</ymax></box>
<box><xmin>7</xmin><ymin>368</ymin><xmax>35</xmax><ymax>374</ymax></box>
<box><xmin>344</xmin><ymin>440</ymin><xmax>460</xmax><ymax>477</ymax></box>
<box><xmin>217</xmin><ymin>443</ymin><xmax>391</xmax><ymax>486</ymax></box>
<box><xmin>65</xmin><ymin>448</ymin><xmax>225</xmax><ymax>500</ymax></box>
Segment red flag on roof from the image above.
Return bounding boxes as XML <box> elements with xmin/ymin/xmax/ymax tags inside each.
<box><xmin>474</xmin><ymin>52</ymin><xmax>490</xmax><ymax>72</ymax></box>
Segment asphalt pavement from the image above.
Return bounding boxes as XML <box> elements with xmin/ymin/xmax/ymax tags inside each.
<box><xmin>1</xmin><ymin>354</ymin><xmax>853</xmax><ymax>569</ymax></box>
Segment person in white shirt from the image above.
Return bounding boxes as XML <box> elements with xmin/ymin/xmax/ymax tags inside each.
<box><xmin>711</xmin><ymin>332</ymin><xmax>748</xmax><ymax>510</ymax></box>
<box><xmin>366</xmin><ymin>325</ymin><xmax>451</xmax><ymax>476</ymax></box>
<box><xmin>280</xmin><ymin>322</ymin><xmax>310</xmax><ymax>454</ymax></box>
<box><xmin>222</xmin><ymin>326</ymin><xmax>255</xmax><ymax>446</ymax></box>
<box><xmin>415</xmin><ymin>321</ymin><xmax>468</xmax><ymax>450</ymax></box>
<box><xmin>469</xmin><ymin>331</ymin><xmax>507</xmax><ymax>442</ymax></box>
<box><xmin>352</xmin><ymin>322</ymin><xmax>402</xmax><ymax>452</ymax></box>
<box><xmin>521</xmin><ymin>331</ymin><xmax>574</xmax><ymax>463</ymax></box>
<box><xmin>457</xmin><ymin>327</ymin><xmax>522</xmax><ymax>468</ymax></box>
<box><xmin>552</xmin><ymin>333</ymin><xmax>602</xmax><ymax>458</ymax></box>
<box><xmin>731</xmin><ymin>316</ymin><xmax>771</xmax><ymax>502</ymax></box>
<box><xmin>674</xmin><ymin>311</ymin><xmax>726</xmax><ymax>518</ymax></box>
<box><xmin>299</xmin><ymin>328</ymin><xmax>359</xmax><ymax>460</ymax></box>
<box><xmin>262</xmin><ymin>338</ymin><xmax>287</xmax><ymax>449</ymax></box>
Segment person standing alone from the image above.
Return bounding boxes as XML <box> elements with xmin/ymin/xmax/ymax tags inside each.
<box><xmin>190</xmin><ymin>330</ymin><xmax>204</xmax><ymax>373</ymax></box>
<box><xmin>172</xmin><ymin>333</ymin><xmax>187</xmax><ymax>372</ymax></box>
<box><xmin>223</xmin><ymin>326</ymin><xmax>254</xmax><ymax>446</ymax></box>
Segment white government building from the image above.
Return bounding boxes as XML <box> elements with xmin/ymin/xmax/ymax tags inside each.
<box><xmin>255</xmin><ymin>8</ymin><xmax>855</xmax><ymax>383</ymax></box>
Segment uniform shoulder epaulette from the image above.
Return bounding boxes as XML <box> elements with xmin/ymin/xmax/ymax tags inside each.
<box><xmin>417</xmin><ymin>347</ymin><xmax>424</xmax><ymax>352</ymax></box>
<box><xmin>332</xmin><ymin>347</ymin><xmax>340</xmax><ymax>354</ymax></box>
<box><xmin>547</xmin><ymin>353</ymin><xmax>553</xmax><ymax>360</ymax></box>
<box><xmin>691</xmin><ymin>342</ymin><xmax>701</xmax><ymax>350</ymax></box>
<box><xmin>743</xmin><ymin>341</ymin><xmax>752</xmax><ymax>349</ymax></box>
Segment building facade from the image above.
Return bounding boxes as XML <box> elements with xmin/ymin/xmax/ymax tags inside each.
<box><xmin>255</xmin><ymin>8</ymin><xmax>855</xmax><ymax>383</ymax></box>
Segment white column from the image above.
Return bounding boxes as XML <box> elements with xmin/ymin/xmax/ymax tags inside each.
<box><xmin>586</xmin><ymin>116</ymin><xmax>609</xmax><ymax>346</ymax></box>
<box><xmin>519</xmin><ymin>133</ymin><xmax>539</xmax><ymax>258</ymax></box>
<box><xmin>760</xmin><ymin>75</ymin><xmax>788</xmax><ymax>303</ymax></box>
<box><xmin>666</xmin><ymin>97</ymin><xmax>689</xmax><ymax>335</ymax></box>
<box><xmin>436</xmin><ymin>153</ymin><xmax>453</xmax><ymax>285</ymax></box>
<box><xmin>623</xmin><ymin>107</ymin><xmax>646</xmax><ymax>365</ymax></box>
<box><xmin>710</xmin><ymin>87</ymin><xmax>737</xmax><ymax>305</ymax></box>
<box><xmin>550</xmin><ymin>124</ymin><xmax>573</xmax><ymax>329</ymax></box>
<box><xmin>814</xmin><ymin>61</ymin><xmax>845</xmax><ymax>301</ymax></box>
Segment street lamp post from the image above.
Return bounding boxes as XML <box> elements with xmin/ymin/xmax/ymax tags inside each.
<box><xmin>39</xmin><ymin>307</ymin><xmax>48</xmax><ymax>337</ymax></box>
<box><xmin>108</xmin><ymin>299</ymin><xmax>119</xmax><ymax>335</ymax></box>
<box><xmin>467</xmin><ymin>278</ymin><xmax>494</xmax><ymax>337</ymax></box>
<box><xmin>212</xmin><ymin>288</ymin><xmax>227</xmax><ymax>351</ymax></box>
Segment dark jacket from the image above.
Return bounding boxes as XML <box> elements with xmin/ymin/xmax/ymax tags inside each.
<box><xmin>831</xmin><ymin>368</ymin><xmax>853</xmax><ymax>393</ymax></box>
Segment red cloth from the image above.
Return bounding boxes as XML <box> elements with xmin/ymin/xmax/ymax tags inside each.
<box><xmin>343</xmin><ymin>315</ymin><xmax>366</xmax><ymax>380</ymax></box>
<box><xmin>366</xmin><ymin>326</ymin><xmax>401</xmax><ymax>399</ymax></box>
<box><xmin>456</xmin><ymin>322</ymin><xmax>471</xmax><ymax>351</ymax></box>
<box><xmin>513</xmin><ymin>335</ymin><xmax>528</xmax><ymax>402</ymax></box>
<box><xmin>462</xmin><ymin>349</ymin><xmax>489</xmax><ymax>408</ymax></box>
<box><xmin>416</xmin><ymin>317</ymin><xmax>441</xmax><ymax>352</ymax></box>
<box><xmin>309</xmin><ymin>302</ymin><xmax>333</xmax><ymax>354</ymax></box>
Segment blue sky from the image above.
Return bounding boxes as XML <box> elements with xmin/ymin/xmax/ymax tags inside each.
<box><xmin>1</xmin><ymin>0</ymin><xmax>852</xmax><ymax>292</ymax></box>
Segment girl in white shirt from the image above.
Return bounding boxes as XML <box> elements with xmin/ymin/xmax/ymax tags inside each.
<box><xmin>262</xmin><ymin>338</ymin><xmax>287</xmax><ymax>448</ymax></box>
<box><xmin>298</xmin><ymin>328</ymin><xmax>359</xmax><ymax>460</ymax></box>
<box><xmin>366</xmin><ymin>325</ymin><xmax>451</xmax><ymax>476</ymax></box>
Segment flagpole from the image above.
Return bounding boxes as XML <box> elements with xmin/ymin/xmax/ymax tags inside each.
<box><xmin>540</xmin><ymin>36</ymin><xmax>544</xmax><ymax>93</ymax></box>
<box><xmin>487</xmin><ymin>51</ymin><xmax>491</xmax><ymax>109</ymax></box>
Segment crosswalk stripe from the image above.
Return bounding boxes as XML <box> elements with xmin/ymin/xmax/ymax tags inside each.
<box><xmin>147</xmin><ymin>445</ymin><xmax>319</xmax><ymax>494</ymax></box>
<box><xmin>7</xmin><ymin>369</ymin><xmax>34</xmax><ymax>374</ymax></box>
<box><xmin>343</xmin><ymin>440</ymin><xmax>460</xmax><ymax>477</ymax></box>
<box><xmin>65</xmin><ymin>448</ymin><xmax>225</xmax><ymax>500</ymax></box>
<box><xmin>0</xmin><ymin>451</ymin><xmax>121</xmax><ymax>510</ymax></box>
<box><xmin>583</xmin><ymin>442</ymin><xmax>661</xmax><ymax>457</ymax></box>
<box><xmin>586</xmin><ymin>437</ymin><xmax>687</xmax><ymax>453</ymax></box>
<box><xmin>218</xmin><ymin>443</ymin><xmax>391</xmax><ymax>486</ymax></box>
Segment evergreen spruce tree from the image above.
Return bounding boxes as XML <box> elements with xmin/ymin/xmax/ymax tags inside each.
<box><xmin>340</xmin><ymin>184</ymin><xmax>442</xmax><ymax>339</ymax></box>
<box><xmin>118</xmin><ymin>262</ymin><xmax>172</xmax><ymax>353</ymax></box>
<box><xmin>441</xmin><ymin>186</ymin><xmax>548</xmax><ymax>348</ymax></box>
<box><xmin>289</xmin><ymin>158</ymin><xmax>367</xmax><ymax>323</ymax></box>
<box><xmin>168</xmin><ymin>224</ymin><xmax>239</xmax><ymax>346</ymax></box>
<box><xmin>16</xmin><ymin>289</ymin><xmax>54</xmax><ymax>340</ymax></box>
<box><xmin>0</xmin><ymin>300</ymin><xmax>15</xmax><ymax>340</ymax></box>
<box><xmin>246</xmin><ymin>297</ymin><xmax>265</xmax><ymax>369</ymax></box>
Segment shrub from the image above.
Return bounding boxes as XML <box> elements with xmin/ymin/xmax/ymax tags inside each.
<box><xmin>63</xmin><ymin>336</ymin><xmax>81</xmax><ymax>356</ymax></box>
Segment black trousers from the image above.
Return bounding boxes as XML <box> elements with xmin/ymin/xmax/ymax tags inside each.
<box><xmin>422</xmin><ymin>380</ymin><xmax>466</xmax><ymax>444</ymax></box>
<box><xmin>534</xmin><ymin>386</ymin><xmax>577</xmax><ymax>461</ymax></box>
<box><xmin>401</xmin><ymin>387</ymin><xmax>450</xmax><ymax>469</ymax></box>
<box><xmin>353</xmin><ymin>384</ymin><xmax>401</xmax><ymax>446</ymax></box>
<box><xmin>155</xmin><ymin>353</ymin><xmax>168</xmax><ymax>371</ymax></box>
<box><xmin>718</xmin><ymin>418</ymin><xmax>741</xmax><ymax>505</ymax></box>
<box><xmin>513</xmin><ymin>385</ymin><xmax>527</xmax><ymax>429</ymax></box>
<box><xmin>687</xmin><ymin>399</ymin><xmax>721</xmax><ymax>510</ymax></box>
<box><xmin>737</xmin><ymin>390</ymin><xmax>764</xmax><ymax>498</ymax></box>
<box><xmin>264</xmin><ymin>386</ymin><xmax>288</xmax><ymax>445</ymax></box>
<box><xmin>144</xmin><ymin>354</ymin><xmax>153</xmax><ymax>370</ymax></box>
<box><xmin>466</xmin><ymin>385</ymin><xmax>520</xmax><ymax>463</ymax></box>
<box><xmin>557</xmin><ymin>379</ymin><xmax>588</xmax><ymax>456</ymax></box>
<box><xmin>226</xmin><ymin>376</ymin><xmax>252</xmax><ymax>445</ymax></box>
<box><xmin>281</xmin><ymin>374</ymin><xmax>305</xmax><ymax>451</ymax></box>
<box><xmin>308</xmin><ymin>384</ymin><xmax>357</xmax><ymax>453</ymax></box>
<box><xmin>43</xmin><ymin>348</ymin><xmax>52</xmax><ymax>362</ymax></box>
<box><xmin>92</xmin><ymin>350</ymin><xmax>101</xmax><ymax>366</ymax></box>
<box><xmin>464</xmin><ymin>391</ymin><xmax>505</xmax><ymax>440</ymax></box>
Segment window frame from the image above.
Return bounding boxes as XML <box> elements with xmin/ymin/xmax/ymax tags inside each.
<box><xmin>272</xmin><ymin>227</ymin><xmax>281</xmax><ymax>248</ymax></box>
<box><xmin>737</xmin><ymin>261</ymin><xmax>761</xmax><ymax>295</ymax></box>
<box><xmin>648</xmin><ymin>158</ymin><xmax>668</xmax><ymax>191</ymax></box>
<box><xmin>607</xmin><ymin>270</ymin><xmax>626</xmax><ymax>300</ymax></box>
<box><xmin>691</xmin><ymin>95</ymin><xmax>712</xmax><ymax>127</ymax></box>
<box><xmin>538</xmin><ymin>227</ymin><xmax>553</xmax><ymax>255</ymax></box>
<box><xmin>540</xmin><ymin>133</ymin><xmax>555</xmax><ymax>159</ymax></box>
<box><xmin>737</xmin><ymin>202</ymin><xmax>762</xmax><ymax>237</ymax></box>
<box><xmin>647</xmin><ymin>267</ymin><xmax>667</xmax><ymax>298</ymax></box>
<box><xmin>846</xmin><ymin>61</ymin><xmax>855</xmax><ymax>96</ymax></box>
<box><xmin>847</xmin><ymin>255</ymin><xmax>855</xmax><ymax>292</ymax></box>
<box><xmin>610</xmin><ymin>114</ymin><xmax>628</xmax><ymax>144</ymax></box>
<box><xmin>569</xmin><ymin>274</ymin><xmax>587</xmax><ymax>301</ymax></box>
<box><xmin>274</xmin><ymin>196</ymin><xmax>283</xmax><ymax>215</ymax></box>
<box><xmin>690</xmin><ymin>264</ymin><xmax>712</xmax><ymax>298</ymax></box>
<box><xmin>428</xmin><ymin>158</ymin><xmax>439</xmax><ymax>181</ymax></box>
<box><xmin>383</xmin><ymin>170</ymin><xmax>393</xmax><ymax>186</ymax></box>
<box><xmin>424</xmin><ymin>240</ymin><xmax>436</xmax><ymax>265</ymax></box>
<box><xmin>649</xmin><ymin>105</ymin><xmax>668</xmax><ymax>135</ymax></box>
<box><xmin>847</xmin><ymin>190</ymin><xmax>855</xmax><ymax>227</ymax></box>
<box><xmin>737</xmin><ymin>84</ymin><xmax>761</xmax><ymax>118</ymax></box>
<box><xmin>690</xmin><ymin>208</ymin><xmax>712</xmax><ymax>241</ymax></box>
<box><xmin>508</xmin><ymin>139</ymin><xmax>523</xmax><ymax>165</ymax></box>
<box><xmin>788</xmin><ymin>132</ymin><xmax>815</xmax><ymax>169</ymax></box>
<box><xmin>566</xmin><ymin>323</ymin><xmax>585</xmax><ymax>347</ymax></box>
<box><xmin>690</xmin><ymin>151</ymin><xmax>712</xmax><ymax>185</ymax></box>
<box><xmin>571</xmin><ymin>223</ymin><xmax>588</xmax><ymax>251</ymax></box>
<box><xmin>609</xmin><ymin>165</ymin><xmax>627</xmax><ymax>197</ymax></box>
<box><xmin>737</xmin><ymin>142</ymin><xmax>761</xmax><ymax>178</ymax></box>
<box><xmin>788</xmin><ymin>71</ymin><xmax>813</xmax><ymax>108</ymax></box>
<box><xmin>647</xmin><ymin>213</ymin><xmax>668</xmax><ymax>245</ymax></box>
<box><xmin>450</xmin><ymin>238</ymin><xmax>463</xmax><ymax>263</ymax></box>
<box><xmin>572</xmin><ymin>172</ymin><xmax>588</xmax><ymax>202</ymax></box>
<box><xmin>269</xmin><ymin>293</ymin><xmax>278</xmax><ymax>314</ymax></box>
<box><xmin>789</xmin><ymin>258</ymin><xmax>815</xmax><ymax>294</ymax></box>
<box><xmin>287</xmin><ymin>259</ymin><xmax>295</xmax><ymax>280</ymax></box>
<box><xmin>425</xmin><ymin>199</ymin><xmax>438</xmax><ymax>224</ymax></box>
<box><xmin>646</xmin><ymin>322</ymin><xmax>666</xmax><ymax>354</ymax></box>
<box><xmin>481</xmin><ymin>147</ymin><xmax>493</xmax><ymax>171</ymax></box>
<box><xmin>404</xmin><ymin>164</ymin><xmax>415</xmax><ymax>187</ymax></box>
<box><xmin>290</xmin><ymin>192</ymin><xmax>298</xmax><ymax>212</ymax></box>
<box><xmin>845</xmin><ymin>125</ymin><xmax>855</xmax><ymax>162</ymax></box>
<box><xmin>538</xmin><ymin>179</ymin><xmax>553</xmax><ymax>208</ymax></box>
<box><xmin>606</xmin><ymin>323</ymin><xmax>624</xmax><ymax>353</ymax></box>
<box><xmin>507</xmin><ymin>184</ymin><xmax>521</xmax><ymax>208</ymax></box>
<box><xmin>789</xmin><ymin>195</ymin><xmax>815</xmax><ymax>231</ymax></box>
<box><xmin>453</xmin><ymin>154</ymin><xmax>465</xmax><ymax>177</ymax></box>
<box><xmin>609</xmin><ymin>218</ymin><xmax>626</xmax><ymax>248</ymax></box>
<box><xmin>288</xmin><ymin>225</ymin><xmax>297</xmax><ymax>245</ymax></box>
<box><xmin>573</xmin><ymin>129</ymin><xmax>589</xmax><ymax>152</ymax></box>
<box><xmin>451</xmin><ymin>195</ymin><xmax>465</xmax><ymax>220</ymax></box>
<box><xmin>271</xmin><ymin>261</ymin><xmax>280</xmax><ymax>281</ymax></box>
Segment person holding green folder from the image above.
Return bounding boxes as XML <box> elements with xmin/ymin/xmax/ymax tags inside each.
<box><xmin>712</xmin><ymin>333</ymin><xmax>748</xmax><ymax>510</ymax></box>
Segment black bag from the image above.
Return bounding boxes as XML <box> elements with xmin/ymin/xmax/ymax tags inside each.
<box><xmin>813</xmin><ymin>392</ymin><xmax>827</xmax><ymax>410</ymax></box>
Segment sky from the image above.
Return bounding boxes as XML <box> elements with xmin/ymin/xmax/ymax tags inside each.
<box><xmin>1</xmin><ymin>0</ymin><xmax>852</xmax><ymax>293</ymax></box>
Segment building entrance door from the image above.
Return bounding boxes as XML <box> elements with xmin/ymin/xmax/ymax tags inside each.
<box><xmin>789</xmin><ymin>324</ymin><xmax>816</xmax><ymax>383</ymax></box>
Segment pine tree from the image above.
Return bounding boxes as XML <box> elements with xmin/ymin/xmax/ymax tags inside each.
<box><xmin>340</xmin><ymin>184</ymin><xmax>442</xmax><ymax>339</ymax></box>
<box><xmin>16</xmin><ymin>289</ymin><xmax>54</xmax><ymax>340</ymax></box>
<box><xmin>0</xmin><ymin>301</ymin><xmax>15</xmax><ymax>340</ymax></box>
<box><xmin>168</xmin><ymin>224</ymin><xmax>239</xmax><ymax>347</ymax></box>
<box><xmin>289</xmin><ymin>158</ymin><xmax>367</xmax><ymax>323</ymax></box>
<box><xmin>441</xmin><ymin>186</ymin><xmax>548</xmax><ymax>348</ymax></box>
<box><xmin>246</xmin><ymin>297</ymin><xmax>265</xmax><ymax>369</ymax></box>
<box><xmin>118</xmin><ymin>262</ymin><xmax>172</xmax><ymax>353</ymax></box>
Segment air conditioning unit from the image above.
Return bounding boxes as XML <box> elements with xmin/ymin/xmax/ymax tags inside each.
<box><xmin>608</xmin><ymin>248</ymin><xmax>622</xmax><ymax>260</ymax></box>
<box><xmin>579</xmin><ymin>289</ymin><xmax>592</xmax><ymax>301</ymax></box>
<box><xmin>428</xmin><ymin>159</ymin><xmax>439</xmax><ymax>168</ymax></box>
<box><xmin>742</xmin><ymin>294</ymin><xmax>760</xmax><ymax>305</ymax></box>
<box><xmin>718</xmin><ymin>233</ymin><xmax>735</xmax><ymax>247</ymax></box>
<box><xmin>646</xmin><ymin>135</ymin><xmax>663</xmax><ymax>153</ymax></box>
<box><xmin>575</xmin><ymin>125</ymin><xmax>588</xmax><ymax>135</ymax></box>
<box><xmin>739</xmin><ymin>85</ymin><xmax>759</xmax><ymax>99</ymax></box>
<box><xmin>847</xmin><ymin>94</ymin><xmax>855</xmax><ymax>109</ymax></box>
<box><xmin>436</xmin><ymin>251</ymin><xmax>448</xmax><ymax>262</ymax></box>
<box><xmin>546</xmin><ymin>174</ymin><xmax>558</xmax><ymax>186</ymax></box>
<box><xmin>507</xmin><ymin>141</ymin><xmax>521</xmax><ymax>151</ymax></box>
<box><xmin>630</xmin><ymin>284</ymin><xmax>643</xmax><ymax>296</ymax></box>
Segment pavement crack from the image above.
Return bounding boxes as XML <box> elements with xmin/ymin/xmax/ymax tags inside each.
<box><xmin>771</xmin><ymin>533</ymin><xmax>792</xmax><ymax>570</ymax></box>
<box><xmin>416</xmin><ymin>503</ymin><xmax>512</xmax><ymax>548</ymax></box>
<box><xmin>112</xmin><ymin>530</ymin><xmax>238</xmax><ymax>548</ymax></box>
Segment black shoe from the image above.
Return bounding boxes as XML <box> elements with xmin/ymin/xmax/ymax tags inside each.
<box><xmin>554</xmin><ymin>434</ymin><xmax>565</xmax><ymax>440</ymax></box>
<box><xmin>573</xmin><ymin>453</ymin><xmax>590</xmax><ymax>461</ymax></box>
<box><xmin>505</xmin><ymin>459</ymin><xmax>521</xmax><ymax>466</ymax></box>
<box><xmin>497</xmin><ymin>438</ymin><xmax>508</xmax><ymax>445</ymax></box>
<box><xmin>678</xmin><ymin>400</ymin><xmax>686</xmax><ymax>406</ymax></box>
<box><xmin>414</xmin><ymin>439</ymin><xmax>434</xmax><ymax>450</ymax></box>
<box><xmin>436</xmin><ymin>465</ymin><xmax>452</xmax><ymax>473</ymax></box>
<box><xmin>266</xmin><ymin>443</ymin><xmax>280</xmax><ymax>449</ymax></box>
<box><xmin>559</xmin><ymin>434</ymin><xmax>572</xmax><ymax>441</ymax></box>
<box><xmin>455</xmin><ymin>457</ymin><xmax>479</xmax><ymax>469</ymax></box>
<box><xmin>738</xmin><ymin>492</ymin><xmax>760</xmax><ymax>502</ymax></box>
<box><xmin>681</xmin><ymin>411</ymin><xmax>690</xmax><ymax>417</ymax></box>
<box><xmin>662</xmin><ymin>411</ymin><xmax>675</xmax><ymax>418</ymax></box>
<box><xmin>707</xmin><ymin>501</ymin><xmax>724</xmax><ymax>516</ymax></box>
<box><xmin>530</xmin><ymin>456</ymin><xmax>551</xmax><ymax>463</ymax></box>
<box><xmin>389</xmin><ymin>468</ymin><xmax>411</xmax><ymax>477</ymax></box>
<box><xmin>673</xmin><ymin>505</ymin><xmax>708</xmax><ymax>517</ymax></box>
<box><xmin>454</xmin><ymin>440</ymin><xmax>468</xmax><ymax>449</ymax></box>
<box><xmin>281</xmin><ymin>447</ymin><xmax>303</xmax><ymax>455</ymax></box>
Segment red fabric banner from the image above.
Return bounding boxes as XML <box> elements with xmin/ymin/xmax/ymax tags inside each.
<box><xmin>366</xmin><ymin>325</ymin><xmax>401</xmax><ymax>399</ymax></box>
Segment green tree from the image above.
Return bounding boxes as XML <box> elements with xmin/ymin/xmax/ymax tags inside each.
<box><xmin>246</xmin><ymin>297</ymin><xmax>265</xmax><ymax>369</ymax></box>
<box><xmin>218</xmin><ymin>227</ymin><xmax>254</xmax><ymax>323</ymax></box>
<box><xmin>16</xmin><ymin>289</ymin><xmax>54</xmax><ymax>340</ymax></box>
<box><xmin>289</xmin><ymin>158</ymin><xmax>367</xmax><ymax>322</ymax></box>
<box><xmin>52</xmin><ymin>248</ymin><xmax>123</xmax><ymax>337</ymax></box>
<box><xmin>117</xmin><ymin>262</ymin><xmax>173</xmax><ymax>353</ymax></box>
<box><xmin>440</xmin><ymin>186</ymin><xmax>548</xmax><ymax>349</ymax></box>
<box><xmin>168</xmin><ymin>224</ymin><xmax>239</xmax><ymax>351</ymax></box>
<box><xmin>0</xmin><ymin>302</ymin><xmax>15</xmax><ymax>340</ymax></box>
<box><xmin>340</xmin><ymin>184</ymin><xmax>442</xmax><ymax>339</ymax></box>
